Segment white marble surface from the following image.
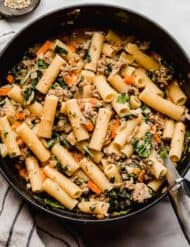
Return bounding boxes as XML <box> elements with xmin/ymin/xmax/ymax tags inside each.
<box><xmin>4</xmin><ymin>0</ymin><xmax>190</xmax><ymax>246</ymax></box>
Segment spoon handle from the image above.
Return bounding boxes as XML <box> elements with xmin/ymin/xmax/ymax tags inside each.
<box><xmin>169</xmin><ymin>178</ymin><xmax>190</xmax><ymax>244</ymax></box>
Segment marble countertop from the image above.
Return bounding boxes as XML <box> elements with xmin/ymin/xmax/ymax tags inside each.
<box><xmin>6</xmin><ymin>0</ymin><xmax>190</xmax><ymax>246</ymax></box>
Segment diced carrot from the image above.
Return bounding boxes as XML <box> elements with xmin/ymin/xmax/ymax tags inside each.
<box><xmin>85</xmin><ymin>121</ymin><xmax>94</xmax><ymax>132</ymax></box>
<box><xmin>132</xmin><ymin>167</ymin><xmax>140</xmax><ymax>175</ymax></box>
<box><xmin>153</xmin><ymin>133</ymin><xmax>161</xmax><ymax>143</ymax></box>
<box><xmin>124</xmin><ymin>75</ymin><xmax>135</xmax><ymax>85</ymax></box>
<box><xmin>69</xmin><ymin>42</ymin><xmax>76</xmax><ymax>53</ymax></box>
<box><xmin>19</xmin><ymin>168</ymin><xmax>27</xmax><ymax>179</ymax></box>
<box><xmin>15</xmin><ymin>112</ymin><xmax>26</xmax><ymax>121</ymax></box>
<box><xmin>36</xmin><ymin>40</ymin><xmax>53</xmax><ymax>56</ymax></box>
<box><xmin>87</xmin><ymin>180</ymin><xmax>102</xmax><ymax>194</ymax></box>
<box><xmin>72</xmin><ymin>152</ymin><xmax>84</xmax><ymax>162</ymax></box>
<box><xmin>110</xmin><ymin>118</ymin><xmax>120</xmax><ymax>139</ymax></box>
<box><xmin>65</xmin><ymin>73</ymin><xmax>75</xmax><ymax>87</ymax></box>
<box><xmin>7</xmin><ymin>74</ymin><xmax>14</xmax><ymax>84</ymax></box>
<box><xmin>0</xmin><ymin>87</ymin><xmax>10</xmax><ymax>96</ymax></box>
<box><xmin>11</xmin><ymin>121</ymin><xmax>20</xmax><ymax>130</ymax></box>
<box><xmin>138</xmin><ymin>169</ymin><xmax>145</xmax><ymax>182</ymax></box>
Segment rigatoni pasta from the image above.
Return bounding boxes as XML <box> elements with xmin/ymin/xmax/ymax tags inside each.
<box><xmin>0</xmin><ymin>28</ymin><xmax>189</xmax><ymax>219</ymax></box>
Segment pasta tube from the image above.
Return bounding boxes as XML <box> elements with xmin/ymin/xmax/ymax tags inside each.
<box><xmin>147</xmin><ymin>179</ymin><xmax>164</xmax><ymax>192</ymax></box>
<box><xmin>27</xmin><ymin>102</ymin><xmax>43</xmax><ymax>118</ymax></box>
<box><xmin>162</xmin><ymin>119</ymin><xmax>175</xmax><ymax>140</ymax></box>
<box><xmin>125</xmin><ymin>43</ymin><xmax>159</xmax><ymax>71</ymax></box>
<box><xmin>36</xmin><ymin>55</ymin><xmax>65</xmax><ymax>94</ymax></box>
<box><xmin>25</xmin><ymin>156</ymin><xmax>43</xmax><ymax>192</ymax></box>
<box><xmin>121</xmin><ymin>144</ymin><xmax>134</xmax><ymax>158</ymax></box>
<box><xmin>16</xmin><ymin>123</ymin><xmax>50</xmax><ymax>162</ymax></box>
<box><xmin>168</xmin><ymin>80</ymin><xmax>187</xmax><ymax>105</ymax></box>
<box><xmin>104</xmin><ymin>164</ymin><xmax>122</xmax><ymax>183</ymax></box>
<box><xmin>42</xmin><ymin>179</ymin><xmax>78</xmax><ymax>210</ymax></box>
<box><xmin>106</xmin><ymin>30</ymin><xmax>122</xmax><ymax>44</ymax></box>
<box><xmin>139</xmin><ymin>87</ymin><xmax>184</xmax><ymax>120</ymax></box>
<box><xmin>52</xmin><ymin>143</ymin><xmax>79</xmax><ymax>175</ymax></box>
<box><xmin>112</xmin><ymin>95</ymin><xmax>130</xmax><ymax>117</ymax></box>
<box><xmin>0</xmin><ymin>116</ymin><xmax>21</xmax><ymax>157</ymax></box>
<box><xmin>80</xmin><ymin>158</ymin><xmax>112</xmax><ymax>191</ymax></box>
<box><xmin>43</xmin><ymin>166</ymin><xmax>82</xmax><ymax>199</ymax></box>
<box><xmin>89</xmin><ymin>108</ymin><xmax>112</xmax><ymax>151</ymax></box>
<box><xmin>102</xmin><ymin>43</ymin><xmax>115</xmax><ymax>57</ymax></box>
<box><xmin>66</xmin><ymin>99</ymin><xmax>89</xmax><ymax>142</ymax></box>
<box><xmin>169</xmin><ymin>122</ymin><xmax>185</xmax><ymax>162</ymax></box>
<box><xmin>38</xmin><ymin>95</ymin><xmax>58</xmax><ymax>138</ymax></box>
<box><xmin>8</xmin><ymin>85</ymin><xmax>24</xmax><ymax>104</ymax></box>
<box><xmin>113</xmin><ymin>118</ymin><xmax>141</xmax><ymax>148</ymax></box>
<box><xmin>108</xmin><ymin>73</ymin><xmax>129</xmax><ymax>93</ymax></box>
<box><xmin>135</xmin><ymin>121</ymin><xmax>151</xmax><ymax>139</ymax></box>
<box><xmin>81</xmin><ymin>70</ymin><xmax>95</xmax><ymax>84</ymax></box>
<box><xmin>149</xmin><ymin>153</ymin><xmax>167</xmax><ymax>179</ymax></box>
<box><xmin>85</xmin><ymin>32</ymin><xmax>104</xmax><ymax>71</ymax></box>
<box><xmin>78</xmin><ymin>201</ymin><xmax>109</xmax><ymax>219</ymax></box>
<box><xmin>129</xmin><ymin>95</ymin><xmax>141</xmax><ymax>109</ymax></box>
<box><xmin>95</xmin><ymin>75</ymin><xmax>117</xmax><ymax>102</ymax></box>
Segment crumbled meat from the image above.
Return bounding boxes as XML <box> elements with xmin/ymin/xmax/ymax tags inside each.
<box><xmin>154</xmin><ymin>65</ymin><xmax>173</xmax><ymax>85</ymax></box>
<box><xmin>132</xmin><ymin>183</ymin><xmax>151</xmax><ymax>203</ymax></box>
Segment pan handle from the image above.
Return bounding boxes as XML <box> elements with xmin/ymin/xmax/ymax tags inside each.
<box><xmin>168</xmin><ymin>178</ymin><xmax>190</xmax><ymax>244</ymax></box>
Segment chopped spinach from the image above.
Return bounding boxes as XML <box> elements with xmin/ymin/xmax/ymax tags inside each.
<box><xmin>37</xmin><ymin>58</ymin><xmax>49</xmax><ymax>69</ymax></box>
<box><xmin>132</xmin><ymin>132</ymin><xmax>153</xmax><ymax>158</ymax></box>
<box><xmin>141</xmin><ymin>105</ymin><xmax>151</xmax><ymax>122</ymax></box>
<box><xmin>0</xmin><ymin>98</ymin><xmax>6</xmax><ymax>106</ymax></box>
<box><xmin>31</xmin><ymin>70</ymin><xmax>42</xmax><ymax>88</ymax></box>
<box><xmin>56</xmin><ymin>162</ymin><xmax>68</xmax><ymax>173</ymax></box>
<box><xmin>22</xmin><ymin>87</ymin><xmax>34</xmax><ymax>103</ymax></box>
<box><xmin>34</xmin><ymin>195</ymin><xmax>65</xmax><ymax>209</ymax></box>
<box><xmin>159</xmin><ymin>145</ymin><xmax>168</xmax><ymax>159</ymax></box>
<box><xmin>46</xmin><ymin>139</ymin><xmax>56</xmax><ymax>149</ymax></box>
<box><xmin>4</xmin><ymin>131</ymin><xmax>8</xmax><ymax>137</ymax></box>
<box><xmin>56</xmin><ymin>77</ymin><xmax>67</xmax><ymax>89</ymax></box>
<box><xmin>54</xmin><ymin>45</ymin><xmax>68</xmax><ymax>55</ymax></box>
<box><xmin>146</xmin><ymin>71</ymin><xmax>156</xmax><ymax>83</ymax></box>
<box><xmin>111</xmin><ymin>209</ymin><xmax>130</xmax><ymax>217</ymax></box>
<box><xmin>116</xmin><ymin>93</ymin><xmax>129</xmax><ymax>104</ymax></box>
<box><xmin>104</xmin><ymin>63</ymin><xmax>112</xmax><ymax>76</ymax></box>
<box><xmin>61</xmin><ymin>139</ymin><xmax>72</xmax><ymax>149</ymax></box>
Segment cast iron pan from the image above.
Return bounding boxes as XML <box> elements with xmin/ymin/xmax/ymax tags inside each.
<box><xmin>0</xmin><ymin>4</ymin><xmax>190</xmax><ymax>223</ymax></box>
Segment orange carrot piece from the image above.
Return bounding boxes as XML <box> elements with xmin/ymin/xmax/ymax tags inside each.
<box><xmin>11</xmin><ymin>121</ymin><xmax>20</xmax><ymax>130</ymax></box>
<box><xmin>153</xmin><ymin>133</ymin><xmax>161</xmax><ymax>144</ymax></box>
<box><xmin>36</xmin><ymin>40</ymin><xmax>53</xmax><ymax>56</ymax></box>
<box><xmin>124</xmin><ymin>75</ymin><xmax>135</xmax><ymax>85</ymax></box>
<box><xmin>15</xmin><ymin>112</ymin><xmax>26</xmax><ymax>121</ymax></box>
<box><xmin>85</xmin><ymin>121</ymin><xmax>94</xmax><ymax>132</ymax></box>
<box><xmin>138</xmin><ymin>169</ymin><xmax>145</xmax><ymax>182</ymax></box>
<box><xmin>133</xmin><ymin>167</ymin><xmax>140</xmax><ymax>175</ymax></box>
<box><xmin>69</xmin><ymin>42</ymin><xmax>76</xmax><ymax>53</ymax></box>
<box><xmin>87</xmin><ymin>180</ymin><xmax>102</xmax><ymax>194</ymax></box>
<box><xmin>7</xmin><ymin>74</ymin><xmax>14</xmax><ymax>84</ymax></box>
<box><xmin>0</xmin><ymin>87</ymin><xmax>10</xmax><ymax>96</ymax></box>
<box><xmin>72</xmin><ymin>152</ymin><xmax>84</xmax><ymax>162</ymax></box>
<box><xmin>110</xmin><ymin>119</ymin><xmax>120</xmax><ymax>139</ymax></box>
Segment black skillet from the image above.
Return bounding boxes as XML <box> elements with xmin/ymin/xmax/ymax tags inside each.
<box><xmin>0</xmin><ymin>4</ymin><xmax>190</xmax><ymax>226</ymax></box>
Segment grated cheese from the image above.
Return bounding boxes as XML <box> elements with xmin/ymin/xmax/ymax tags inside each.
<box><xmin>4</xmin><ymin>0</ymin><xmax>31</xmax><ymax>9</ymax></box>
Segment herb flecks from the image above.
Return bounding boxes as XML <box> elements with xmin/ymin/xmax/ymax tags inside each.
<box><xmin>116</xmin><ymin>93</ymin><xmax>129</xmax><ymax>104</ymax></box>
<box><xmin>132</xmin><ymin>132</ymin><xmax>153</xmax><ymax>158</ymax></box>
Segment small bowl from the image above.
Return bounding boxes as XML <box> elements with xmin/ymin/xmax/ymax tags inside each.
<box><xmin>0</xmin><ymin>0</ymin><xmax>40</xmax><ymax>18</ymax></box>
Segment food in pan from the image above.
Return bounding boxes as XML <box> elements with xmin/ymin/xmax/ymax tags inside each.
<box><xmin>0</xmin><ymin>29</ymin><xmax>189</xmax><ymax>219</ymax></box>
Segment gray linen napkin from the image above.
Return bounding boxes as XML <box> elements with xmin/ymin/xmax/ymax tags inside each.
<box><xmin>0</xmin><ymin>19</ymin><xmax>84</xmax><ymax>247</ymax></box>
